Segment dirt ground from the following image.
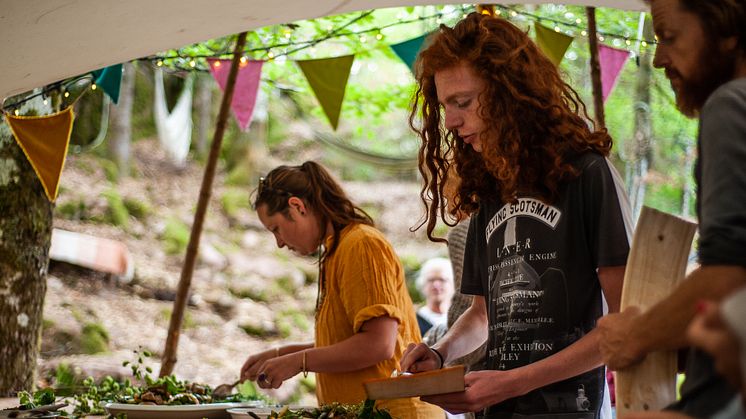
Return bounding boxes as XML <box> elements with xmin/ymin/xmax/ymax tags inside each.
<box><xmin>39</xmin><ymin>139</ymin><xmax>446</xmax><ymax>404</ymax></box>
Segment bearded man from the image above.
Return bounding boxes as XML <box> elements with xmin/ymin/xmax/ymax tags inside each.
<box><xmin>597</xmin><ymin>0</ymin><xmax>746</xmax><ymax>417</ymax></box>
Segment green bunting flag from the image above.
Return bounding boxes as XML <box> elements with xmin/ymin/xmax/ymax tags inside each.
<box><xmin>534</xmin><ymin>23</ymin><xmax>574</xmax><ymax>66</ymax></box>
<box><xmin>390</xmin><ymin>34</ymin><xmax>428</xmax><ymax>73</ymax></box>
<box><xmin>91</xmin><ymin>64</ymin><xmax>123</xmax><ymax>104</ymax></box>
<box><xmin>297</xmin><ymin>55</ymin><xmax>354</xmax><ymax>131</ymax></box>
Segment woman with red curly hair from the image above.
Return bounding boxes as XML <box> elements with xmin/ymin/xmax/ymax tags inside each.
<box><xmin>401</xmin><ymin>13</ymin><xmax>632</xmax><ymax>418</ymax></box>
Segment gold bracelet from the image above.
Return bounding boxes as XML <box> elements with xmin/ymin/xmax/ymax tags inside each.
<box><xmin>302</xmin><ymin>350</ymin><xmax>308</xmax><ymax>378</ymax></box>
<box><xmin>275</xmin><ymin>347</ymin><xmax>280</xmax><ymax>358</ymax></box>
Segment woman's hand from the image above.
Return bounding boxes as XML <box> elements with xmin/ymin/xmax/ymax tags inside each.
<box><xmin>240</xmin><ymin>347</ymin><xmax>280</xmax><ymax>382</ymax></box>
<box><xmin>253</xmin><ymin>352</ymin><xmax>304</xmax><ymax>389</ymax></box>
<box><xmin>421</xmin><ymin>370</ymin><xmax>521</xmax><ymax>413</ymax></box>
<box><xmin>400</xmin><ymin>343</ymin><xmax>441</xmax><ymax>373</ymax></box>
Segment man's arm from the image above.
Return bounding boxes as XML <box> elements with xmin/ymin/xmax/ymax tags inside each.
<box><xmin>599</xmin><ymin>265</ymin><xmax>746</xmax><ymax>370</ymax></box>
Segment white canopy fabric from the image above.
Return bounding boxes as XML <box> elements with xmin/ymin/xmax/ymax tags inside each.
<box><xmin>0</xmin><ymin>0</ymin><xmax>647</xmax><ymax>102</ymax></box>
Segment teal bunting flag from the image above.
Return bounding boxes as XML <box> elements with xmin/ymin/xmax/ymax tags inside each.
<box><xmin>91</xmin><ymin>64</ymin><xmax>123</xmax><ymax>104</ymax></box>
<box><xmin>390</xmin><ymin>34</ymin><xmax>428</xmax><ymax>73</ymax></box>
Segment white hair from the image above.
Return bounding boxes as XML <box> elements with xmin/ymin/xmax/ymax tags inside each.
<box><xmin>415</xmin><ymin>257</ymin><xmax>454</xmax><ymax>292</ymax></box>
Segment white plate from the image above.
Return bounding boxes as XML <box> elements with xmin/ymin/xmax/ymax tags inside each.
<box><xmin>104</xmin><ymin>401</ymin><xmax>264</xmax><ymax>419</ymax></box>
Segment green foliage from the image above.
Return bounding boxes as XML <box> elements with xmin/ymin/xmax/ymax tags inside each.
<box><xmin>80</xmin><ymin>322</ymin><xmax>110</xmax><ymax>354</ymax></box>
<box><xmin>162</xmin><ymin>217</ymin><xmax>190</xmax><ymax>255</ymax></box>
<box><xmin>56</xmin><ymin>198</ymin><xmax>90</xmax><ymax>221</ymax></box>
<box><xmin>221</xmin><ymin>188</ymin><xmax>250</xmax><ymax>218</ymax></box>
<box><xmin>160</xmin><ymin>308</ymin><xmax>196</xmax><ymax>329</ymax></box>
<box><xmin>123</xmin><ymin>197</ymin><xmax>152</xmax><ymax>220</ymax></box>
<box><xmin>18</xmin><ymin>388</ymin><xmax>56</xmax><ymax>409</ymax></box>
<box><xmin>279</xmin><ymin>309</ymin><xmax>311</xmax><ymax>333</ymax></box>
<box><xmin>239</xmin><ymin>323</ymin><xmax>271</xmax><ymax>338</ymax></box>
<box><xmin>102</xmin><ymin>189</ymin><xmax>129</xmax><ymax>227</ymax></box>
<box><xmin>51</xmin><ymin>363</ymin><xmax>85</xmax><ymax>396</ymax></box>
<box><xmin>100</xmin><ymin>159</ymin><xmax>120</xmax><ymax>183</ymax></box>
<box><xmin>274</xmin><ymin>276</ymin><xmax>297</xmax><ymax>295</ymax></box>
<box><xmin>229</xmin><ymin>286</ymin><xmax>270</xmax><ymax>302</ymax></box>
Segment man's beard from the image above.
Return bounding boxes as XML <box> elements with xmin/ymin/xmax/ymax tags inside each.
<box><xmin>672</xmin><ymin>45</ymin><xmax>737</xmax><ymax>118</ymax></box>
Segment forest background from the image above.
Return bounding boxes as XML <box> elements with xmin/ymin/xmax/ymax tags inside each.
<box><xmin>0</xmin><ymin>2</ymin><xmax>696</xmax><ymax>407</ymax></box>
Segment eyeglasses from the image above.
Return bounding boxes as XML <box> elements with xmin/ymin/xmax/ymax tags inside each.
<box><xmin>257</xmin><ymin>176</ymin><xmax>291</xmax><ymax>198</ymax></box>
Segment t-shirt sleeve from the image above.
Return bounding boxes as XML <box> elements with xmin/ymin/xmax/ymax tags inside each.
<box><xmin>336</xmin><ymin>233</ymin><xmax>406</xmax><ymax>333</ymax></box>
<box><xmin>582</xmin><ymin>156</ymin><xmax>631</xmax><ymax>268</ymax></box>
<box><xmin>698</xmin><ymin>84</ymin><xmax>746</xmax><ymax>266</ymax></box>
<box><xmin>460</xmin><ymin>215</ymin><xmax>486</xmax><ymax>296</ymax></box>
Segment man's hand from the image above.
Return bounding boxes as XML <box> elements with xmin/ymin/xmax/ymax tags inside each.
<box><xmin>421</xmin><ymin>370</ymin><xmax>522</xmax><ymax>413</ymax></box>
<box><xmin>400</xmin><ymin>343</ymin><xmax>440</xmax><ymax>373</ymax></box>
<box><xmin>598</xmin><ymin>307</ymin><xmax>647</xmax><ymax>370</ymax></box>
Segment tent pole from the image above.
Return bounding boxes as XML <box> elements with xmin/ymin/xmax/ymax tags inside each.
<box><xmin>585</xmin><ymin>7</ymin><xmax>605</xmax><ymax>128</ymax></box>
<box><xmin>160</xmin><ymin>31</ymin><xmax>248</xmax><ymax>377</ymax></box>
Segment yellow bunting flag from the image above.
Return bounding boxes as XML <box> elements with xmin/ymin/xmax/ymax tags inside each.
<box><xmin>297</xmin><ymin>55</ymin><xmax>354</xmax><ymax>130</ymax></box>
<box><xmin>534</xmin><ymin>22</ymin><xmax>574</xmax><ymax>66</ymax></box>
<box><xmin>4</xmin><ymin>107</ymin><xmax>74</xmax><ymax>202</ymax></box>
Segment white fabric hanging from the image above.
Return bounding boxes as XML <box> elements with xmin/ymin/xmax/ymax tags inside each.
<box><xmin>154</xmin><ymin>68</ymin><xmax>194</xmax><ymax>166</ymax></box>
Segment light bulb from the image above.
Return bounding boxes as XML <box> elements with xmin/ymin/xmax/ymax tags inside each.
<box><xmin>581</xmin><ymin>30</ymin><xmax>587</xmax><ymax>36</ymax></box>
<box><xmin>376</xmin><ymin>33</ymin><xmax>383</xmax><ymax>40</ymax></box>
<box><xmin>64</xmin><ymin>91</ymin><xmax>70</xmax><ymax>98</ymax></box>
<box><xmin>554</xmin><ymin>26</ymin><xmax>561</xmax><ymax>32</ymax></box>
<box><xmin>91</xmin><ymin>84</ymin><xmax>97</xmax><ymax>90</ymax></box>
<box><xmin>157</xmin><ymin>60</ymin><xmax>163</xmax><ymax>67</ymax></box>
<box><xmin>268</xmin><ymin>52</ymin><xmax>275</xmax><ymax>59</ymax></box>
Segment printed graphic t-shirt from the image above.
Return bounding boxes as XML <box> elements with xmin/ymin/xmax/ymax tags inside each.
<box><xmin>461</xmin><ymin>152</ymin><xmax>630</xmax><ymax>418</ymax></box>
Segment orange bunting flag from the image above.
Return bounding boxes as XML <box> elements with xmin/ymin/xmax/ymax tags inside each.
<box><xmin>4</xmin><ymin>107</ymin><xmax>75</xmax><ymax>202</ymax></box>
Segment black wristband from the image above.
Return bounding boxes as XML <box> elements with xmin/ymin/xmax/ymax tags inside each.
<box><xmin>430</xmin><ymin>347</ymin><xmax>445</xmax><ymax>369</ymax></box>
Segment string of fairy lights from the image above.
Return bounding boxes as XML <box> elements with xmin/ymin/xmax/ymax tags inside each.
<box><xmin>3</xmin><ymin>4</ymin><xmax>655</xmax><ymax>113</ymax></box>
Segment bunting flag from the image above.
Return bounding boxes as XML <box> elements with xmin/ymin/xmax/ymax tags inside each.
<box><xmin>534</xmin><ymin>23</ymin><xmax>574</xmax><ymax>66</ymax></box>
<box><xmin>390</xmin><ymin>34</ymin><xmax>428</xmax><ymax>73</ymax></box>
<box><xmin>207</xmin><ymin>58</ymin><xmax>264</xmax><ymax>131</ymax></box>
<box><xmin>297</xmin><ymin>55</ymin><xmax>354</xmax><ymax>131</ymax></box>
<box><xmin>599</xmin><ymin>44</ymin><xmax>630</xmax><ymax>102</ymax></box>
<box><xmin>91</xmin><ymin>64</ymin><xmax>123</xmax><ymax>104</ymax></box>
<box><xmin>4</xmin><ymin>107</ymin><xmax>75</xmax><ymax>202</ymax></box>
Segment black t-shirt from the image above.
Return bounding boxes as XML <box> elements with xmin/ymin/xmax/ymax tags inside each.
<box><xmin>461</xmin><ymin>152</ymin><xmax>630</xmax><ymax>418</ymax></box>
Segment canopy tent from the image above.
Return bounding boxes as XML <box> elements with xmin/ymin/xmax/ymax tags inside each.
<box><xmin>0</xmin><ymin>0</ymin><xmax>647</xmax><ymax>102</ymax></box>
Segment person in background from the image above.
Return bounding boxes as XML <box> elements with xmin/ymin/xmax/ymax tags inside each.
<box><xmin>240</xmin><ymin>161</ymin><xmax>442</xmax><ymax>418</ymax></box>
<box><xmin>597</xmin><ymin>0</ymin><xmax>746</xmax><ymax>416</ymax></box>
<box><xmin>416</xmin><ymin>257</ymin><xmax>455</xmax><ymax>336</ymax></box>
<box><xmin>401</xmin><ymin>12</ymin><xmax>630</xmax><ymax>418</ymax></box>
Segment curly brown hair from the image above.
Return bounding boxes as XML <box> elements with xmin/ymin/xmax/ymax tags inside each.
<box><xmin>409</xmin><ymin>12</ymin><xmax>613</xmax><ymax>242</ymax></box>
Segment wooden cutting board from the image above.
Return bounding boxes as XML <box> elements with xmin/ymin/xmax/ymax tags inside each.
<box><xmin>364</xmin><ymin>365</ymin><xmax>465</xmax><ymax>400</ymax></box>
<box><xmin>615</xmin><ymin>206</ymin><xmax>696</xmax><ymax>415</ymax></box>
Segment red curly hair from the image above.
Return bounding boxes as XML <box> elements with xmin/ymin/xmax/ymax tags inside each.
<box><xmin>409</xmin><ymin>12</ymin><xmax>613</xmax><ymax>242</ymax></box>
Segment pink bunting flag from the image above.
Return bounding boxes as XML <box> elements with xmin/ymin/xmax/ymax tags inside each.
<box><xmin>598</xmin><ymin>44</ymin><xmax>630</xmax><ymax>102</ymax></box>
<box><xmin>207</xmin><ymin>58</ymin><xmax>264</xmax><ymax>131</ymax></box>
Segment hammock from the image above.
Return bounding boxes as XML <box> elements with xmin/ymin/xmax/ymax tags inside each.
<box><xmin>154</xmin><ymin>68</ymin><xmax>193</xmax><ymax>166</ymax></box>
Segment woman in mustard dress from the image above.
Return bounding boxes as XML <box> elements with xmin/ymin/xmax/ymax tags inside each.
<box><xmin>239</xmin><ymin>161</ymin><xmax>442</xmax><ymax>419</ymax></box>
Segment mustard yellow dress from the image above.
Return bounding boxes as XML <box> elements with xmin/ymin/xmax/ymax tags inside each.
<box><xmin>314</xmin><ymin>223</ymin><xmax>444</xmax><ymax>419</ymax></box>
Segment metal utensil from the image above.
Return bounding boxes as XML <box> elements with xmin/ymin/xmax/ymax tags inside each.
<box><xmin>213</xmin><ymin>380</ymin><xmax>240</xmax><ymax>399</ymax></box>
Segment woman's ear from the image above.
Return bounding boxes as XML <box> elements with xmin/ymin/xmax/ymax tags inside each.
<box><xmin>287</xmin><ymin>196</ymin><xmax>307</xmax><ymax>215</ymax></box>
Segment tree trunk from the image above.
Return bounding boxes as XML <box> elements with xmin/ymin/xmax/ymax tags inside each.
<box><xmin>0</xmin><ymin>96</ymin><xmax>54</xmax><ymax>396</ymax></box>
<box><xmin>108</xmin><ymin>61</ymin><xmax>136</xmax><ymax>178</ymax></box>
<box><xmin>629</xmin><ymin>14</ymin><xmax>654</xmax><ymax>220</ymax></box>
<box><xmin>194</xmin><ymin>74</ymin><xmax>213</xmax><ymax>159</ymax></box>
